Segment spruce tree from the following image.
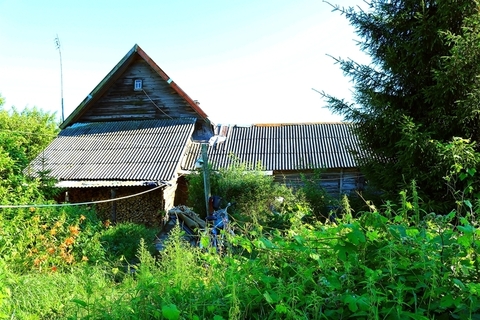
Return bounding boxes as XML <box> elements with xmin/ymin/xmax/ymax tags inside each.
<box><xmin>323</xmin><ymin>0</ymin><xmax>480</xmax><ymax>211</ymax></box>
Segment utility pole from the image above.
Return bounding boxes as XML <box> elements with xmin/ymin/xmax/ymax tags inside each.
<box><xmin>201</xmin><ymin>143</ymin><xmax>211</xmax><ymax>215</ymax></box>
<box><xmin>54</xmin><ymin>35</ymin><xmax>64</xmax><ymax>122</ymax></box>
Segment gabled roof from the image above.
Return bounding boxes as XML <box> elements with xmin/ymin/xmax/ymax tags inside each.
<box><xmin>182</xmin><ymin>122</ymin><xmax>364</xmax><ymax>171</ymax></box>
<box><xmin>28</xmin><ymin>118</ymin><xmax>196</xmax><ymax>187</ymax></box>
<box><xmin>60</xmin><ymin>44</ymin><xmax>208</xmax><ymax>129</ymax></box>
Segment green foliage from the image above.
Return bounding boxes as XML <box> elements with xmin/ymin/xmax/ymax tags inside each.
<box><xmin>0</xmin><ymin>205</ymin><xmax>104</xmax><ymax>273</ymax></box>
<box><xmin>0</xmin><ymin>96</ymin><xmax>59</xmax><ymax>202</ymax></box>
<box><xmin>186</xmin><ymin>158</ymin><xmax>309</xmax><ymax>228</ymax></box>
<box><xmin>1</xmin><ymin>187</ymin><xmax>480</xmax><ymax>318</ymax></box>
<box><xmin>323</xmin><ymin>0</ymin><xmax>480</xmax><ymax>212</ymax></box>
<box><xmin>100</xmin><ymin>222</ymin><xmax>158</xmax><ymax>262</ymax></box>
<box><xmin>0</xmin><ymin>105</ymin><xmax>58</xmax><ymax>173</ymax></box>
<box><xmin>298</xmin><ymin>169</ymin><xmax>337</xmax><ymax>220</ymax></box>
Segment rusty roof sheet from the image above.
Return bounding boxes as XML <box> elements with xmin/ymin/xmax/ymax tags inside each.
<box><xmin>181</xmin><ymin>123</ymin><xmax>364</xmax><ymax>171</ymax></box>
<box><xmin>28</xmin><ymin>118</ymin><xmax>196</xmax><ymax>186</ymax></box>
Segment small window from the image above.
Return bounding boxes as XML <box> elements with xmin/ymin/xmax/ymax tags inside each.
<box><xmin>134</xmin><ymin>79</ymin><xmax>143</xmax><ymax>91</ymax></box>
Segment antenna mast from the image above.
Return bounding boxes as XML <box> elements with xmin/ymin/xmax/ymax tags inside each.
<box><xmin>54</xmin><ymin>34</ymin><xmax>64</xmax><ymax>122</ymax></box>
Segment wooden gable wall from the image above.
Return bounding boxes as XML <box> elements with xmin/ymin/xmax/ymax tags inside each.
<box><xmin>77</xmin><ymin>57</ymin><xmax>201</xmax><ymax>123</ymax></box>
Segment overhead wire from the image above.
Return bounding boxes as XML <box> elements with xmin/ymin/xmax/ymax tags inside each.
<box><xmin>142</xmin><ymin>89</ymin><xmax>173</xmax><ymax>120</ymax></box>
<box><xmin>0</xmin><ymin>184</ymin><xmax>165</xmax><ymax>209</ymax></box>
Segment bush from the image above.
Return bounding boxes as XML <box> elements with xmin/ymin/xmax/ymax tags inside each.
<box><xmin>100</xmin><ymin>222</ymin><xmax>158</xmax><ymax>263</ymax></box>
<box><xmin>186</xmin><ymin>159</ymin><xmax>310</xmax><ymax>229</ymax></box>
<box><xmin>297</xmin><ymin>169</ymin><xmax>337</xmax><ymax>221</ymax></box>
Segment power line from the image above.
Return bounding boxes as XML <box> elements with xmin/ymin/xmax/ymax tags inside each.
<box><xmin>0</xmin><ymin>184</ymin><xmax>165</xmax><ymax>209</ymax></box>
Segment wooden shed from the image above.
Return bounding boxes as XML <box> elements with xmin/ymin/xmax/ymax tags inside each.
<box><xmin>181</xmin><ymin>123</ymin><xmax>366</xmax><ymax>199</ymax></box>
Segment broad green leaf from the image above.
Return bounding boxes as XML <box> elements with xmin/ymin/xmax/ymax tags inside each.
<box><xmin>293</xmin><ymin>235</ymin><xmax>305</xmax><ymax>245</ymax></box>
<box><xmin>335</xmin><ymin>242</ymin><xmax>357</xmax><ymax>262</ymax></box>
<box><xmin>458</xmin><ymin>225</ymin><xmax>474</xmax><ymax>234</ymax></box>
<box><xmin>346</xmin><ymin>224</ymin><xmax>366</xmax><ymax>245</ymax></box>
<box><xmin>468</xmin><ymin>167</ymin><xmax>477</xmax><ymax>176</ymax></box>
<box><xmin>453</xmin><ymin>278</ymin><xmax>466</xmax><ymax>290</ymax></box>
<box><xmin>467</xmin><ymin>282</ymin><xmax>480</xmax><ymax>294</ymax></box>
<box><xmin>275</xmin><ymin>304</ymin><xmax>288</xmax><ymax>314</ymax></box>
<box><xmin>162</xmin><ymin>304</ymin><xmax>180</xmax><ymax>320</ymax></box>
<box><xmin>457</xmin><ymin>235</ymin><xmax>471</xmax><ymax>248</ymax></box>
<box><xmin>260</xmin><ymin>275</ymin><xmax>277</xmax><ymax>285</ymax></box>
<box><xmin>260</xmin><ymin>237</ymin><xmax>276</xmax><ymax>249</ymax></box>
<box><xmin>309</xmin><ymin>253</ymin><xmax>320</xmax><ymax>262</ymax></box>
<box><xmin>264</xmin><ymin>291</ymin><xmax>280</xmax><ymax>303</ymax></box>
<box><xmin>344</xmin><ymin>294</ymin><xmax>358</xmax><ymax>312</ymax></box>
<box><xmin>389</xmin><ymin>225</ymin><xmax>407</xmax><ymax>239</ymax></box>
<box><xmin>440</xmin><ymin>294</ymin><xmax>455</xmax><ymax>309</ymax></box>
<box><xmin>325</xmin><ymin>275</ymin><xmax>342</xmax><ymax>290</ymax></box>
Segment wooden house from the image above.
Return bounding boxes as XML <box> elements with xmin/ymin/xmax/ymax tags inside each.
<box><xmin>28</xmin><ymin>44</ymin><xmax>365</xmax><ymax>225</ymax></box>
<box><xmin>27</xmin><ymin>44</ymin><xmax>213</xmax><ymax>225</ymax></box>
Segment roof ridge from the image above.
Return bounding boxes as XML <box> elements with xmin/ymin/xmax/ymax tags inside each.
<box><xmin>248</xmin><ymin>122</ymin><xmax>351</xmax><ymax>127</ymax></box>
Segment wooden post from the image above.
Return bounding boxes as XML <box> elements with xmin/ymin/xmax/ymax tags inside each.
<box><xmin>111</xmin><ymin>188</ymin><xmax>117</xmax><ymax>224</ymax></box>
<box><xmin>201</xmin><ymin>143</ymin><xmax>211</xmax><ymax>216</ymax></box>
<box><xmin>339</xmin><ymin>169</ymin><xmax>344</xmax><ymax>197</ymax></box>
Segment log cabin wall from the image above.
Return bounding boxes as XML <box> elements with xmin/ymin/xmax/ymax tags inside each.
<box><xmin>63</xmin><ymin>186</ymin><xmax>166</xmax><ymax>226</ymax></box>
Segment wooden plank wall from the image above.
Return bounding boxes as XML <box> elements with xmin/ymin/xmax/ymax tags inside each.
<box><xmin>273</xmin><ymin>169</ymin><xmax>363</xmax><ymax>198</ymax></box>
<box><xmin>79</xmin><ymin>59</ymin><xmax>200</xmax><ymax>122</ymax></box>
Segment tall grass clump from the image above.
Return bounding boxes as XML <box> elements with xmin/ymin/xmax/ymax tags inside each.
<box><xmin>100</xmin><ymin>222</ymin><xmax>158</xmax><ymax>263</ymax></box>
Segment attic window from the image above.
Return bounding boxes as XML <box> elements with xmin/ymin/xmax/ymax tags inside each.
<box><xmin>134</xmin><ymin>79</ymin><xmax>143</xmax><ymax>91</ymax></box>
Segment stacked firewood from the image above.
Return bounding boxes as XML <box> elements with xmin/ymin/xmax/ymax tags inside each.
<box><xmin>66</xmin><ymin>187</ymin><xmax>165</xmax><ymax>226</ymax></box>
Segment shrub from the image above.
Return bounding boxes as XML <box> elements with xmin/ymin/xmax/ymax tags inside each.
<box><xmin>297</xmin><ymin>169</ymin><xmax>337</xmax><ymax>220</ymax></box>
<box><xmin>186</xmin><ymin>158</ymin><xmax>310</xmax><ymax>229</ymax></box>
<box><xmin>100</xmin><ymin>222</ymin><xmax>158</xmax><ymax>263</ymax></box>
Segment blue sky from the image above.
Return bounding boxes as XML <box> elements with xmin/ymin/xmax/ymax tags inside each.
<box><xmin>0</xmin><ymin>0</ymin><xmax>368</xmax><ymax>125</ymax></box>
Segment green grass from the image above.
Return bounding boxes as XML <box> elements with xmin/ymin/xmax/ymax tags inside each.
<box><xmin>1</xmin><ymin>191</ymin><xmax>480</xmax><ymax>319</ymax></box>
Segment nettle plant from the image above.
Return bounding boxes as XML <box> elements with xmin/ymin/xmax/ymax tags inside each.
<box><xmin>225</xmin><ymin>183</ymin><xmax>480</xmax><ymax>319</ymax></box>
<box><xmin>439</xmin><ymin>137</ymin><xmax>480</xmax><ymax>218</ymax></box>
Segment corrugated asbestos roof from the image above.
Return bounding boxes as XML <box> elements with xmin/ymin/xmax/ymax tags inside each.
<box><xmin>28</xmin><ymin>118</ymin><xmax>196</xmax><ymax>187</ymax></box>
<box><xmin>181</xmin><ymin>123</ymin><xmax>364</xmax><ymax>171</ymax></box>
